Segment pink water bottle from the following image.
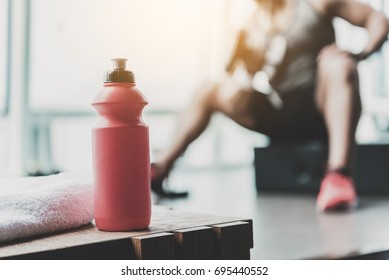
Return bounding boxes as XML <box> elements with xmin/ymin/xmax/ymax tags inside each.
<box><xmin>92</xmin><ymin>58</ymin><xmax>151</xmax><ymax>231</ymax></box>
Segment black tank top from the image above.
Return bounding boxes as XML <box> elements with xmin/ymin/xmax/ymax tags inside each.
<box><xmin>266</xmin><ymin>0</ymin><xmax>336</xmax><ymax>95</ymax></box>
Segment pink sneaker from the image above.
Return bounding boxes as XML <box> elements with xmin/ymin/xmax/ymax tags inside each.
<box><xmin>316</xmin><ymin>171</ymin><xmax>358</xmax><ymax>212</ymax></box>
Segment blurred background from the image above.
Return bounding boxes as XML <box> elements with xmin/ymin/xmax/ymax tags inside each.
<box><xmin>0</xmin><ymin>0</ymin><xmax>388</xmax><ymax>177</ymax></box>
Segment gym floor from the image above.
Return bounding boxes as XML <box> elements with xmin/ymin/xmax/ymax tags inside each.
<box><xmin>154</xmin><ymin>165</ymin><xmax>389</xmax><ymax>259</ymax></box>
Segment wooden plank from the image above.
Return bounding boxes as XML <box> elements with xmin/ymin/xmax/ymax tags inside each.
<box><xmin>212</xmin><ymin>221</ymin><xmax>251</xmax><ymax>260</ymax></box>
<box><xmin>5</xmin><ymin>238</ymin><xmax>135</xmax><ymax>260</ymax></box>
<box><xmin>0</xmin><ymin>207</ymin><xmax>253</xmax><ymax>259</ymax></box>
<box><xmin>173</xmin><ymin>226</ymin><xmax>215</xmax><ymax>260</ymax></box>
<box><xmin>241</xmin><ymin>219</ymin><xmax>254</xmax><ymax>249</ymax></box>
<box><xmin>131</xmin><ymin>232</ymin><xmax>175</xmax><ymax>260</ymax></box>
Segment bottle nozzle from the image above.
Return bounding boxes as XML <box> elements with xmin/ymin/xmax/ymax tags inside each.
<box><xmin>104</xmin><ymin>58</ymin><xmax>135</xmax><ymax>83</ymax></box>
<box><xmin>111</xmin><ymin>58</ymin><xmax>127</xmax><ymax>70</ymax></box>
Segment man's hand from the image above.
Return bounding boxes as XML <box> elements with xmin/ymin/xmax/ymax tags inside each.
<box><xmin>349</xmin><ymin>51</ymin><xmax>369</xmax><ymax>62</ymax></box>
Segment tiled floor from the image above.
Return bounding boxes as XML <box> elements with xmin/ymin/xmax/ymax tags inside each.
<box><xmin>154</xmin><ymin>166</ymin><xmax>389</xmax><ymax>259</ymax></box>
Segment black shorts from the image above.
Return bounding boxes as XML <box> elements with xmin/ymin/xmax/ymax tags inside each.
<box><xmin>251</xmin><ymin>87</ymin><xmax>328</xmax><ymax>143</ymax></box>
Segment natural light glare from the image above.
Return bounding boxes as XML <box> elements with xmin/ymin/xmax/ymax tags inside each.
<box><xmin>29</xmin><ymin>0</ymin><xmax>249</xmax><ymax>112</ymax></box>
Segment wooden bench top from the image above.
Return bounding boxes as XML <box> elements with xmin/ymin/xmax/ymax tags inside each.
<box><xmin>0</xmin><ymin>206</ymin><xmax>253</xmax><ymax>260</ymax></box>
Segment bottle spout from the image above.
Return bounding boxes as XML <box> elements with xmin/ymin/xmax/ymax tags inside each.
<box><xmin>104</xmin><ymin>58</ymin><xmax>135</xmax><ymax>83</ymax></box>
<box><xmin>111</xmin><ymin>58</ymin><xmax>127</xmax><ymax>70</ymax></box>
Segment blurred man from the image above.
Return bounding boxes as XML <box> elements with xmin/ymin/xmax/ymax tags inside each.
<box><xmin>151</xmin><ymin>0</ymin><xmax>389</xmax><ymax>212</ymax></box>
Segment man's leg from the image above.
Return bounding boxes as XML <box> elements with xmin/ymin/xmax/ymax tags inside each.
<box><xmin>316</xmin><ymin>44</ymin><xmax>362</xmax><ymax>172</ymax></box>
<box><xmin>315</xmin><ymin>44</ymin><xmax>362</xmax><ymax>211</ymax></box>
<box><xmin>152</xmin><ymin>76</ymin><xmax>260</xmax><ymax>195</ymax></box>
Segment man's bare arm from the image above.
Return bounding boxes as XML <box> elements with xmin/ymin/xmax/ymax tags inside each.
<box><xmin>322</xmin><ymin>0</ymin><xmax>389</xmax><ymax>59</ymax></box>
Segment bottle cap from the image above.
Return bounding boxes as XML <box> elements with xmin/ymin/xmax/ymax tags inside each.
<box><xmin>104</xmin><ymin>58</ymin><xmax>135</xmax><ymax>83</ymax></box>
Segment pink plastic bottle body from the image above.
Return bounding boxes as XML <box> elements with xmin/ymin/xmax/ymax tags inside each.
<box><xmin>92</xmin><ymin>83</ymin><xmax>151</xmax><ymax>231</ymax></box>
